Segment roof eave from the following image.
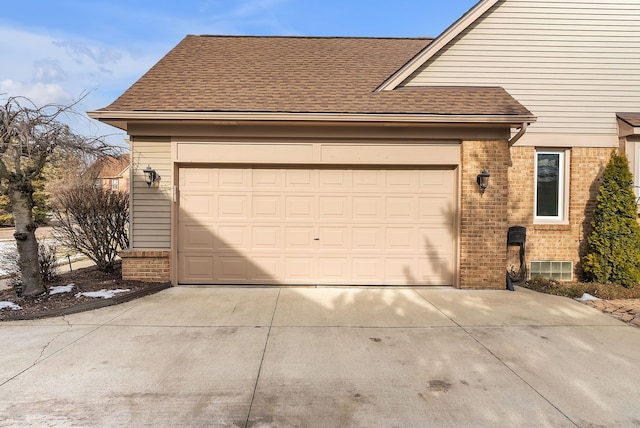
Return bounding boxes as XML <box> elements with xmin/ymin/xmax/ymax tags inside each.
<box><xmin>617</xmin><ymin>118</ymin><xmax>640</xmax><ymax>137</ymax></box>
<box><xmin>87</xmin><ymin>110</ymin><xmax>537</xmax><ymax>130</ymax></box>
<box><xmin>375</xmin><ymin>0</ymin><xmax>499</xmax><ymax>91</ymax></box>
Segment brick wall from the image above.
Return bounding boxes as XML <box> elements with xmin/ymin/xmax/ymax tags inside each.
<box><xmin>459</xmin><ymin>140</ymin><xmax>510</xmax><ymax>289</ymax></box>
<box><xmin>120</xmin><ymin>249</ymin><xmax>171</xmax><ymax>282</ymax></box>
<box><xmin>507</xmin><ymin>146</ymin><xmax>611</xmax><ymax>280</ymax></box>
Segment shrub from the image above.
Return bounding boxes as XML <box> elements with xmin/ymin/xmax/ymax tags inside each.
<box><xmin>8</xmin><ymin>241</ymin><xmax>59</xmax><ymax>295</ymax></box>
<box><xmin>582</xmin><ymin>151</ymin><xmax>640</xmax><ymax>287</ymax></box>
<box><xmin>524</xmin><ymin>277</ymin><xmax>640</xmax><ymax>300</ymax></box>
<box><xmin>38</xmin><ymin>241</ymin><xmax>58</xmax><ymax>284</ymax></box>
<box><xmin>52</xmin><ymin>187</ymin><xmax>129</xmax><ymax>272</ymax></box>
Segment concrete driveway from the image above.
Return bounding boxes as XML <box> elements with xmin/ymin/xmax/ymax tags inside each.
<box><xmin>1</xmin><ymin>286</ymin><xmax>639</xmax><ymax>427</ymax></box>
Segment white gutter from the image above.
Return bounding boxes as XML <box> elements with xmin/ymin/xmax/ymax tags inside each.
<box><xmin>88</xmin><ymin>110</ymin><xmax>536</xmax><ymax>127</ymax></box>
<box><xmin>508</xmin><ymin>122</ymin><xmax>528</xmax><ymax>147</ymax></box>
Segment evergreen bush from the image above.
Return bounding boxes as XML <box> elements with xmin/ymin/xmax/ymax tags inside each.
<box><xmin>582</xmin><ymin>151</ymin><xmax>640</xmax><ymax>287</ymax></box>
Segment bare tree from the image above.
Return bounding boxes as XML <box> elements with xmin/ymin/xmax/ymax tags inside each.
<box><xmin>0</xmin><ymin>95</ymin><xmax>114</xmax><ymax>296</ymax></box>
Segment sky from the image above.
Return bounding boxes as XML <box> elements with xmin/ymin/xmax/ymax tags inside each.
<box><xmin>0</xmin><ymin>0</ymin><xmax>479</xmax><ymax>146</ymax></box>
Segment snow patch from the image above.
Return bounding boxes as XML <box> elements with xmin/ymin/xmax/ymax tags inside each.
<box><xmin>49</xmin><ymin>284</ymin><xmax>75</xmax><ymax>295</ymax></box>
<box><xmin>0</xmin><ymin>301</ymin><xmax>22</xmax><ymax>311</ymax></box>
<box><xmin>0</xmin><ymin>239</ymin><xmax>84</xmax><ymax>277</ymax></box>
<box><xmin>75</xmin><ymin>289</ymin><xmax>130</xmax><ymax>299</ymax></box>
<box><xmin>576</xmin><ymin>293</ymin><xmax>600</xmax><ymax>301</ymax></box>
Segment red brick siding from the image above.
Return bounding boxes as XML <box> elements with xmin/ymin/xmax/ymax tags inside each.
<box><xmin>507</xmin><ymin>146</ymin><xmax>611</xmax><ymax>280</ymax></box>
<box><xmin>459</xmin><ymin>140</ymin><xmax>510</xmax><ymax>289</ymax></box>
<box><xmin>120</xmin><ymin>249</ymin><xmax>171</xmax><ymax>282</ymax></box>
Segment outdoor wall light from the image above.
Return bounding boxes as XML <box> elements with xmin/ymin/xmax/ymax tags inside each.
<box><xmin>476</xmin><ymin>169</ymin><xmax>490</xmax><ymax>193</ymax></box>
<box><xmin>142</xmin><ymin>165</ymin><xmax>160</xmax><ymax>187</ymax></box>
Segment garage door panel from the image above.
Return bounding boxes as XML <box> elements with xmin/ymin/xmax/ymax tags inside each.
<box><xmin>418</xmin><ymin>170</ymin><xmax>455</xmax><ymax>193</ymax></box>
<box><xmin>285</xmin><ymin>257</ymin><xmax>316</xmax><ymax>281</ymax></box>
<box><xmin>285</xmin><ymin>227</ymin><xmax>316</xmax><ymax>250</ymax></box>
<box><xmin>385</xmin><ymin>257</ymin><xmax>417</xmax><ymax>283</ymax></box>
<box><xmin>386</xmin><ymin>228</ymin><xmax>416</xmax><ymax>251</ymax></box>
<box><xmin>180</xmin><ymin>224</ymin><xmax>215</xmax><ymax>251</ymax></box>
<box><xmin>418</xmin><ymin>257</ymin><xmax>452</xmax><ymax>285</ymax></box>
<box><xmin>216</xmin><ymin>256</ymin><xmax>248</xmax><ymax>281</ymax></box>
<box><xmin>249</xmin><ymin>257</ymin><xmax>281</xmax><ymax>281</ymax></box>
<box><xmin>352</xmin><ymin>227</ymin><xmax>383</xmax><ymax>250</ymax></box>
<box><xmin>218</xmin><ymin>168</ymin><xmax>250</xmax><ymax>188</ymax></box>
<box><xmin>319</xmin><ymin>169</ymin><xmax>351</xmax><ymax>188</ymax></box>
<box><xmin>216</xmin><ymin>226</ymin><xmax>248</xmax><ymax>250</ymax></box>
<box><xmin>180</xmin><ymin>194</ymin><xmax>215</xmax><ymax>221</ymax></box>
<box><xmin>285</xmin><ymin>196</ymin><xmax>316</xmax><ymax>218</ymax></box>
<box><xmin>218</xmin><ymin>195</ymin><xmax>249</xmax><ymax>219</ymax></box>
<box><xmin>317</xmin><ymin>257</ymin><xmax>350</xmax><ymax>282</ymax></box>
<box><xmin>317</xmin><ymin>227</ymin><xmax>350</xmax><ymax>249</ymax></box>
<box><xmin>181</xmin><ymin>255</ymin><xmax>215</xmax><ymax>282</ymax></box>
<box><xmin>180</xmin><ymin>168</ymin><xmax>216</xmax><ymax>189</ymax></box>
<box><xmin>319</xmin><ymin>196</ymin><xmax>350</xmax><ymax>219</ymax></box>
<box><xmin>352</xmin><ymin>257</ymin><xmax>384</xmax><ymax>282</ymax></box>
<box><xmin>386</xmin><ymin>197</ymin><xmax>416</xmax><ymax>219</ymax></box>
<box><xmin>419</xmin><ymin>228</ymin><xmax>453</xmax><ymax>254</ymax></box>
<box><xmin>178</xmin><ymin>166</ymin><xmax>456</xmax><ymax>285</ymax></box>
<box><xmin>252</xmin><ymin>169</ymin><xmax>282</xmax><ymax>188</ymax></box>
<box><xmin>419</xmin><ymin>197</ymin><xmax>453</xmax><ymax>222</ymax></box>
<box><xmin>352</xmin><ymin>170</ymin><xmax>381</xmax><ymax>188</ymax></box>
<box><xmin>386</xmin><ymin>170</ymin><xmax>416</xmax><ymax>189</ymax></box>
<box><xmin>286</xmin><ymin>170</ymin><xmax>314</xmax><ymax>188</ymax></box>
<box><xmin>252</xmin><ymin>195</ymin><xmax>282</xmax><ymax>218</ymax></box>
<box><xmin>353</xmin><ymin>197</ymin><xmax>383</xmax><ymax>218</ymax></box>
<box><xmin>251</xmin><ymin>226</ymin><xmax>282</xmax><ymax>249</ymax></box>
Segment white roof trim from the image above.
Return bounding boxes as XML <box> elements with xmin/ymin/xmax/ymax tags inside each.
<box><xmin>376</xmin><ymin>0</ymin><xmax>500</xmax><ymax>92</ymax></box>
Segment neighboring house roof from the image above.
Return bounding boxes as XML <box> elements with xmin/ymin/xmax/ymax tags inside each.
<box><xmin>618</xmin><ymin>113</ymin><xmax>640</xmax><ymax>127</ymax></box>
<box><xmin>92</xmin><ymin>154</ymin><xmax>130</xmax><ymax>179</ymax></box>
<box><xmin>93</xmin><ymin>35</ymin><xmax>533</xmax><ymax>122</ymax></box>
<box><xmin>377</xmin><ymin>0</ymin><xmax>500</xmax><ymax>91</ymax></box>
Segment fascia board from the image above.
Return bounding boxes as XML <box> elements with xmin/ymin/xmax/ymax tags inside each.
<box><xmin>87</xmin><ymin>110</ymin><xmax>536</xmax><ymax>127</ymax></box>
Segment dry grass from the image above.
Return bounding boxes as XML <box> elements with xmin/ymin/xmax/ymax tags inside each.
<box><xmin>523</xmin><ymin>277</ymin><xmax>640</xmax><ymax>299</ymax></box>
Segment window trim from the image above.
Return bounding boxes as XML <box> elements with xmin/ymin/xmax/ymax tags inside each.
<box><xmin>534</xmin><ymin>149</ymin><xmax>569</xmax><ymax>224</ymax></box>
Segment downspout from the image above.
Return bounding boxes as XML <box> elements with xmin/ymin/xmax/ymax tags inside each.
<box><xmin>508</xmin><ymin>122</ymin><xmax>528</xmax><ymax>147</ymax></box>
<box><xmin>505</xmin><ymin>122</ymin><xmax>529</xmax><ymax>291</ymax></box>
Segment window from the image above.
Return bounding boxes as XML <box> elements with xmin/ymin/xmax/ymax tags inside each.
<box><xmin>535</xmin><ymin>150</ymin><xmax>566</xmax><ymax>222</ymax></box>
<box><xmin>111</xmin><ymin>178</ymin><xmax>119</xmax><ymax>191</ymax></box>
<box><xmin>530</xmin><ymin>261</ymin><xmax>573</xmax><ymax>281</ymax></box>
<box><xmin>93</xmin><ymin>179</ymin><xmax>101</xmax><ymax>189</ymax></box>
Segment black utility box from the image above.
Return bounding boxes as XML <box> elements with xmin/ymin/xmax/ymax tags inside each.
<box><xmin>507</xmin><ymin>226</ymin><xmax>526</xmax><ymax>245</ymax></box>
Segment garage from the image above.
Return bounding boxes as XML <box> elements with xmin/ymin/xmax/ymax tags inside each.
<box><xmin>178</xmin><ymin>165</ymin><xmax>457</xmax><ymax>285</ymax></box>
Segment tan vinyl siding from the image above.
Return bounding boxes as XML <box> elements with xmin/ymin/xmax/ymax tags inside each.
<box><xmin>130</xmin><ymin>137</ymin><xmax>171</xmax><ymax>248</ymax></box>
<box><xmin>402</xmin><ymin>0</ymin><xmax>640</xmax><ymax>137</ymax></box>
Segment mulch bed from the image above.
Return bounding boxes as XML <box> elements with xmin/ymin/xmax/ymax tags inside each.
<box><xmin>0</xmin><ymin>261</ymin><xmax>170</xmax><ymax>321</ymax></box>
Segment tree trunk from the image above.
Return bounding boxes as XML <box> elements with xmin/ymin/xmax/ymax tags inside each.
<box><xmin>9</xmin><ymin>186</ymin><xmax>45</xmax><ymax>296</ymax></box>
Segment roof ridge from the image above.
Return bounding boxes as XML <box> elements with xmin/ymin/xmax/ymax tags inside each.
<box><xmin>194</xmin><ymin>34</ymin><xmax>433</xmax><ymax>41</ymax></box>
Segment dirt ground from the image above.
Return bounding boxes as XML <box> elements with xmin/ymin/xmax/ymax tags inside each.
<box><xmin>0</xmin><ymin>261</ymin><xmax>168</xmax><ymax>321</ymax></box>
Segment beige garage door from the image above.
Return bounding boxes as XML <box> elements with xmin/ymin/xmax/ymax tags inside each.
<box><xmin>178</xmin><ymin>167</ymin><xmax>456</xmax><ymax>285</ymax></box>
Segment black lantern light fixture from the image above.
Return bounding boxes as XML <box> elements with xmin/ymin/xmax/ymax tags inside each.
<box><xmin>476</xmin><ymin>169</ymin><xmax>490</xmax><ymax>193</ymax></box>
<box><xmin>142</xmin><ymin>165</ymin><xmax>159</xmax><ymax>187</ymax></box>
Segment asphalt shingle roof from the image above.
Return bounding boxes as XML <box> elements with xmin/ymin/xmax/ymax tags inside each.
<box><xmin>100</xmin><ymin>35</ymin><xmax>532</xmax><ymax>117</ymax></box>
<box><xmin>618</xmin><ymin>113</ymin><xmax>640</xmax><ymax>127</ymax></box>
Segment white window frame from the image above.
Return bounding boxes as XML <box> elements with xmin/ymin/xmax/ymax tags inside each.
<box><xmin>111</xmin><ymin>178</ymin><xmax>119</xmax><ymax>191</ymax></box>
<box><xmin>635</xmin><ymin>143</ymin><xmax>640</xmax><ymax>207</ymax></box>
<box><xmin>534</xmin><ymin>149</ymin><xmax>569</xmax><ymax>223</ymax></box>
